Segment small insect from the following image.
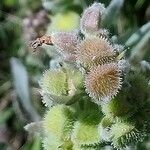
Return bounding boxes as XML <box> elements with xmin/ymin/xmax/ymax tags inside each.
<box><xmin>30</xmin><ymin>35</ymin><xmax>53</xmax><ymax>51</ymax></box>
<box><xmin>0</xmin><ymin>9</ymin><xmax>50</xmax><ymax>52</ymax></box>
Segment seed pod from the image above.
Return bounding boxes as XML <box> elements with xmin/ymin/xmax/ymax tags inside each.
<box><xmin>85</xmin><ymin>63</ymin><xmax>122</xmax><ymax>103</ymax></box>
<box><xmin>71</xmin><ymin>108</ymin><xmax>102</xmax><ymax>146</ymax></box>
<box><xmin>39</xmin><ymin>68</ymin><xmax>73</xmax><ymax>105</ymax></box>
<box><xmin>44</xmin><ymin>105</ymin><xmax>75</xmax><ymax>140</ymax></box>
<box><xmin>80</xmin><ymin>3</ymin><xmax>106</xmax><ymax>34</ymax></box>
<box><xmin>40</xmin><ymin>69</ymin><xmax>69</xmax><ymax>96</ymax></box>
<box><xmin>40</xmin><ymin>65</ymin><xmax>84</xmax><ymax>105</ymax></box>
<box><xmin>72</xmin><ymin>121</ymin><xmax>100</xmax><ymax>146</ymax></box>
<box><xmin>43</xmin><ymin>105</ymin><xmax>75</xmax><ymax>149</ymax></box>
<box><xmin>110</xmin><ymin>122</ymin><xmax>146</xmax><ymax>149</ymax></box>
<box><xmin>76</xmin><ymin>36</ymin><xmax>116</xmax><ymax>70</ymax></box>
<box><xmin>51</xmin><ymin>32</ymin><xmax>79</xmax><ymax>61</ymax></box>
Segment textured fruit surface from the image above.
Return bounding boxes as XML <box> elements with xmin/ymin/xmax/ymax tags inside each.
<box><xmin>76</xmin><ymin>36</ymin><xmax>116</xmax><ymax>70</ymax></box>
<box><xmin>80</xmin><ymin>3</ymin><xmax>105</xmax><ymax>34</ymax></box>
<box><xmin>85</xmin><ymin>63</ymin><xmax>122</xmax><ymax>102</ymax></box>
<box><xmin>40</xmin><ymin>69</ymin><xmax>68</xmax><ymax>96</ymax></box>
<box><xmin>44</xmin><ymin>105</ymin><xmax>75</xmax><ymax>140</ymax></box>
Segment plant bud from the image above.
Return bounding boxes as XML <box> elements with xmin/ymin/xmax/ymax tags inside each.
<box><xmin>80</xmin><ymin>3</ymin><xmax>106</xmax><ymax>34</ymax></box>
<box><xmin>40</xmin><ymin>65</ymin><xmax>84</xmax><ymax>105</ymax></box>
<box><xmin>85</xmin><ymin>63</ymin><xmax>122</xmax><ymax>103</ymax></box>
<box><xmin>40</xmin><ymin>69</ymin><xmax>69</xmax><ymax>96</ymax></box>
<box><xmin>51</xmin><ymin>32</ymin><xmax>79</xmax><ymax>61</ymax></box>
<box><xmin>76</xmin><ymin>36</ymin><xmax>116</xmax><ymax>70</ymax></box>
<box><xmin>39</xmin><ymin>68</ymin><xmax>73</xmax><ymax>105</ymax></box>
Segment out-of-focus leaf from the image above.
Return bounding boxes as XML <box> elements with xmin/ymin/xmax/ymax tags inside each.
<box><xmin>102</xmin><ymin>0</ymin><xmax>124</xmax><ymax>27</ymax></box>
<box><xmin>0</xmin><ymin>108</ymin><xmax>13</xmax><ymax>124</ymax></box>
<box><xmin>47</xmin><ymin>11</ymin><xmax>80</xmax><ymax>32</ymax></box>
<box><xmin>140</xmin><ymin>61</ymin><xmax>150</xmax><ymax>72</ymax></box>
<box><xmin>42</xmin><ymin>0</ymin><xmax>74</xmax><ymax>13</ymax></box>
<box><xmin>0</xmin><ymin>81</ymin><xmax>11</xmax><ymax>96</ymax></box>
<box><xmin>10</xmin><ymin>57</ymin><xmax>40</xmax><ymax>122</ymax></box>
<box><xmin>126</xmin><ymin>22</ymin><xmax>150</xmax><ymax>47</ymax></box>
<box><xmin>130</xmin><ymin>30</ymin><xmax>150</xmax><ymax>62</ymax></box>
<box><xmin>3</xmin><ymin>0</ymin><xmax>18</xmax><ymax>7</ymax></box>
<box><xmin>135</xmin><ymin>0</ymin><xmax>145</xmax><ymax>9</ymax></box>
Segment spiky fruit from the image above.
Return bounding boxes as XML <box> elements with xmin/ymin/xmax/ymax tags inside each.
<box><xmin>101</xmin><ymin>98</ymin><xmax>133</xmax><ymax>119</ymax></box>
<box><xmin>72</xmin><ymin>121</ymin><xmax>100</xmax><ymax>146</ymax></box>
<box><xmin>40</xmin><ymin>65</ymin><xmax>84</xmax><ymax>105</ymax></box>
<box><xmin>43</xmin><ymin>105</ymin><xmax>75</xmax><ymax>150</ymax></box>
<box><xmin>39</xmin><ymin>68</ymin><xmax>71</xmax><ymax>104</ymax></box>
<box><xmin>85</xmin><ymin>63</ymin><xmax>122</xmax><ymax>103</ymax></box>
<box><xmin>110</xmin><ymin>122</ymin><xmax>146</xmax><ymax>149</ymax></box>
<box><xmin>51</xmin><ymin>32</ymin><xmax>79</xmax><ymax>61</ymax></box>
<box><xmin>80</xmin><ymin>2</ymin><xmax>106</xmax><ymax>35</ymax></box>
<box><xmin>71</xmin><ymin>105</ymin><xmax>102</xmax><ymax>147</ymax></box>
<box><xmin>43</xmin><ymin>105</ymin><xmax>75</xmax><ymax>141</ymax></box>
<box><xmin>64</xmin><ymin>64</ymin><xmax>84</xmax><ymax>90</ymax></box>
<box><xmin>76</xmin><ymin>36</ymin><xmax>116</xmax><ymax>70</ymax></box>
<box><xmin>40</xmin><ymin>69</ymin><xmax>68</xmax><ymax>96</ymax></box>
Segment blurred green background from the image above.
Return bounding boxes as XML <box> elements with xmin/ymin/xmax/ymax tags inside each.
<box><xmin>0</xmin><ymin>0</ymin><xmax>149</xmax><ymax>149</ymax></box>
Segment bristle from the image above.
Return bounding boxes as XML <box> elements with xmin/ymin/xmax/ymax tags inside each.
<box><xmin>40</xmin><ymin>69</ymin><xmax>69</xmax><ymax>96</ymax></box>
<box><xmin>110</xmin><ymin>122</ymin><xmax>146</xmax><ymax>149</ymax></box>
<box><xmin>76</xmin><ymin>36</ymin><xmax>116</xmax><ymax>70</ymax></box>
<box><xmin>51</xmin><ymin>32</ymin><xmax>79</xmax><ymax>60</ymax></box>
<box><xmin>85</xmin><ymin>63</ymin><xmax>122</xmax><ymax>102</ymax></box>
<box><xmin>43</xmin><ymin>105</ymin><xmax>75</xmax><ymax>141</ymax></box>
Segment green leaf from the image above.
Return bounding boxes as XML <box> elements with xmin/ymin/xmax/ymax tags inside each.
<box><xmin>0</xmin><ymin>108</ymin><xmax>13</xmax><ymax>124</ymax></box>
<box><xmin>102</xmin><ymin>0</ymin><xmax>124</xmax><ymax>27</ymax></box>
<box><xmin>10</xmin><ymin>57</ymin><xmax>40</xmax><ymax>121</ymax></box>
<box><xmin>126</xmin><ymin>22</ymin><xmax>150</xmax><ymax>47</ymax></box>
